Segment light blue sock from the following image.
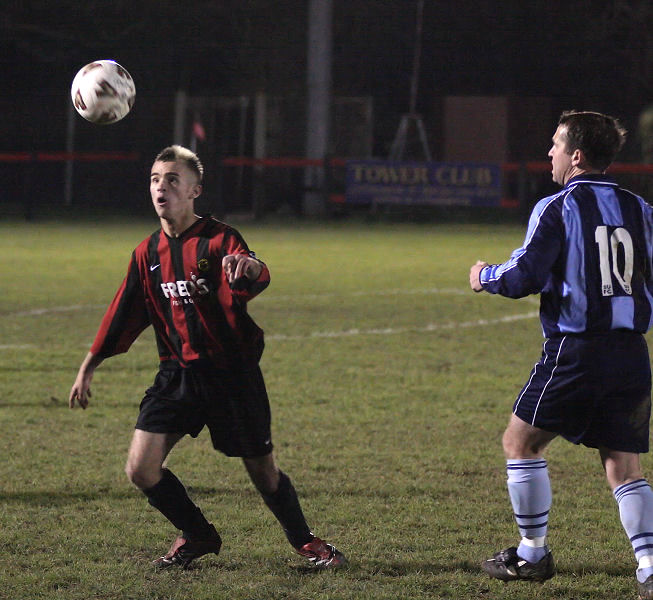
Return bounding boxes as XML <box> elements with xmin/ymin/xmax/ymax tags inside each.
<box><xmin>614</xmin><ymin>479</ymin><xmax>653</xmax><ymax>583</ymax></box>
<box><xmin>506</xmin><ymin>458</ymin><xmax>552</xmax><ymax>563</ymax></box>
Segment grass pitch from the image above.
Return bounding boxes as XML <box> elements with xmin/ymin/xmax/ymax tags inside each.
<box><xmin>0</xmin><ymin>218</ymin><xmax>649</xmax><ymax>599</ymax></box>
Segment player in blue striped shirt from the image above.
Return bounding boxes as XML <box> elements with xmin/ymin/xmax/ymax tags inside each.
<box><xmin>470</xmin><ymin>111</ymin><xmax>653</xmax><ymax>599</ymax></box>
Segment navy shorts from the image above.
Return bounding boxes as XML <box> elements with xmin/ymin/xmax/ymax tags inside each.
<box><xmin>513</xmin><ymin>330</ymin><xmax>651</xmax><ymax>453</ymax></box>
<box><xmin>135</xmin><ymin>360</ymin><xmax>273</xmax><ymax>458</ymax></box>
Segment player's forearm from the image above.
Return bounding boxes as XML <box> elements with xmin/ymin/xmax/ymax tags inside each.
<box><xmin>78</xmin><ymin>351</ymin><xmax>104</xmax><ymax>376</ymax></box>
<box><xmin>480</xmin><ymin>261</ymin><xmax>544</xmax><ymax>298</ymax></box>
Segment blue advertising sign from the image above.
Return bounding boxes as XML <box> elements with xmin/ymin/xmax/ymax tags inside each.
<box><xmin>345</xmin><ymin>160</ymin><xmax>502</xmax><ymax>207</ymax></box>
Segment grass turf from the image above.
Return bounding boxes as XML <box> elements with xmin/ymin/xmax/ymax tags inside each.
<box><xmin>0</xmin><ymin>218</ymin><xmax>648</xmax><ymax>599</ymax></box>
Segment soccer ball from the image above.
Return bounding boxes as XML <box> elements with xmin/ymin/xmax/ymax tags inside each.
<box><xmin>70</xmin><ymin>60</ymin><xmax>136</xmax><ymax>124</ymax></box>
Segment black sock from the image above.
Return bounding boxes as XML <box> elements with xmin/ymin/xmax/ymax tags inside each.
<box><xmin>261</xmin><ymin>471</ymin><xmax>313</xmax><ymax>549</ymax></box>
<box><xmin>142</xmin><ymin>468</ymin><xmax>212</xmax><ymax>539</ymax></box>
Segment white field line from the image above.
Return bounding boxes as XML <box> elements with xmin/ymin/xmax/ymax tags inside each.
<box><xmin>256</xmin><ymin>287</ymin><xmax>472</xmax><ymax>301</ymax></box>
<box><xmin>4</xmin><ymin>287</ymin><xmax>538</xmax><ymax>317</ymax></box>
<box><xmin>266</xmin><ymin>311</ymin><xmax>539</xmax><ymax>341</ymax></box>
<box><xmin>0</xmin><ymin>289</ymin><xmax>539</xmax><ymax>349</ymax></box>
<box><xmin>10</xmin><ymin>304</ymin><xmax>107</xmax><ymax>317</ymax></box>
<box><xmin>5</xmin><ymin>288</ymin><xmax>458</xmax><ymax>318</ymax></box>
<box><xmin>0</xmin><ymin>344</ymin><xmax>33</xmax><ymax>349</ymax></box>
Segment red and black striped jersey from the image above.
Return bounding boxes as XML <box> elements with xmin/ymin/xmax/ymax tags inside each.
<box><xmin>90</xmin><ymin>216</ymin><xmax>270</xmax><ymax>368</ymax></box>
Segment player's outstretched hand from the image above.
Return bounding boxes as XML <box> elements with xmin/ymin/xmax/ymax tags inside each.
<box><xmin>469</xmin><ymin>260</ymin><xmax>488</xmax><ymax>292</ymax></box>
<box><xmin>222</xmin><ymin>254</ymin><xmax>262</xmax><ymax>284</ymax></box>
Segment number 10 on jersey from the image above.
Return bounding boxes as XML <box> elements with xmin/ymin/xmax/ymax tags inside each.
<box><xmin>595</xmin><ymin>225</ymin><xmax>633</xmax><ymax>296</ymax></box>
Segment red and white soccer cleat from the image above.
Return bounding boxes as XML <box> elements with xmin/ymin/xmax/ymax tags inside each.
<box><xmin>297</xmin><ymin>537</ymin><xmax>347</xmax><ymax>568</ymax></box>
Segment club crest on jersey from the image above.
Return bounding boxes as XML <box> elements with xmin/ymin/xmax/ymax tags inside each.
<box><xmin>160</xmin><ymin>274</ymin><xmax>209</xmax><ymax>305</ymax></box>
<box><xmin>198</xmin><ymin>258</ymin><xmax>210</xmax><ymax>272</ymax></box>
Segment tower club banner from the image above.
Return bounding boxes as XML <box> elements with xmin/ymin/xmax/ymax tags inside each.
<box><xmin>345</xmin><ymin>160</ymin><xmax>502</xmax><ymax>207</ymax></box>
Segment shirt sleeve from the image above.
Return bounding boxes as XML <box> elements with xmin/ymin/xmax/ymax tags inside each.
<box><xmin>480</xmin><ymin>196</ymin><xmax>564</xmax><ymax>298</ymax></box>
<box><xmin>90</xmin><ymin>252</ymin><xmax>151</xmax><ymax>358</ymax></box>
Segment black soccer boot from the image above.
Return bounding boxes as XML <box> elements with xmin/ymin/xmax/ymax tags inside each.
<box><xmin>153</xmin><ymin>524</ymin><xmax>222</xmax><ymax>569</ymax></box>
<box><xmin>481</xmin><ymin>546</ymin><xmax>555</xmax><ymax>582</ymax></box>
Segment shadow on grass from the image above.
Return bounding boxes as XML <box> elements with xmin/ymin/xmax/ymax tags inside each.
<box><xmin>0</xmin><ymin>396</ymin><xmax>67</xmax><ymax>407</ymax></box>
<box><xmin>355</xmin><ymin>558</ymin><xmax>481</xmax><ymax>577</ymax></box>
<box><xmin>0</xmin><ymin>485</ymin><xmax>246</xmax><ymax>507</ymax></box>
<box><xmin>556</xmin><ymin>560</ymin><xmax>634</xmax><ymax>578</ymax></box>
<box><xmin>0</xmin><ymin>484</ymin><xmax>266</xmax><ymax>507</ymax></box>
<box><xmin>0</xmin><ymin>397</ymin><xmax>136</xmax><ymax>408</ymax></box>
<box><xmin>133</xmin><ymin>556</ymin><xmax>245</xmax><ymax>574</ymax></box>
<box><xmin>0</xmin><ymin>488</ymin><xmax>135</xmax><ymax>506</ymax></box>
<box><xmin>289</xmin><ymin>557</ymin><xmax>635</xmax><ymax>580</ymax></box>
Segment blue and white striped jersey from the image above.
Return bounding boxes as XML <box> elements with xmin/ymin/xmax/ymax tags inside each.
<box><xmin>480</xmin><ymin>174</ymin><xmax>653</xmax><ymax>337</ymax></box>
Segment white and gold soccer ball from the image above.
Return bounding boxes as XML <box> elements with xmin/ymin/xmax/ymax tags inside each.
<box><xmin>71</xmin><ymin>60</ymin><xmax>136</xmax><ymax>124</ymax></box>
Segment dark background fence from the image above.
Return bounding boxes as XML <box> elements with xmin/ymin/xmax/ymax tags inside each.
<box><xmin>4</xmin><ymin>153</ymin><xmax>653</xmax><ymax>223</ymax></box>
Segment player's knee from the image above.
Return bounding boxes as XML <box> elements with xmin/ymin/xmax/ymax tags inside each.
<box><xmin>124</xmin><ymin>461</ymin><xmax>142</xmax><ymax>487</ymax></box>
<box><xmin>125</xmin><ymin>461</ymin><xmax>159</xmax><ymax>490</ymax></box>
<box><xmin>502</xmin><ymin>430</ymin><xmax>530</xmax><ymax>459</ymax></box>
<box><xmin>243</xmin><ymin>456</ymin><xmax>280</xmax><ymax>495</ymax></box>
<box><xmin>501</xmin><ymin>417</ymin><xmax>551</xmax><ymax>459</ymax></box>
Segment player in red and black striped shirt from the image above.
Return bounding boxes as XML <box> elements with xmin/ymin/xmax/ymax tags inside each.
<box><xmin>70</xmin><ymin>145</ymin><xmax>345</xmax><ymax>570</ymax></box>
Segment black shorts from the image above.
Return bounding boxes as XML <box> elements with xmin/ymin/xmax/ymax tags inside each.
<box><xmin>135</xmin><ymin>360</ymin><xmax>273</xmax><ymax>458</ymax></box>
<box><xmin>513</xmin><ymin>330</ymin><xmax>651</xmax><ymax>453</ymax></box>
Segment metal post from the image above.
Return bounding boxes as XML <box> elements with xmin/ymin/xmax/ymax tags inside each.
<box><xmin>173</xmin><ymin>89</ymin><xmax>187</xmax><ymax>145</ymax></box>
<box><xmin>253</xmin><ymin>92</ymin><xmax>267</xmax><ymax>218</ymax></box>
<box><xmin>409</xmin><ymin>0</ymin><xmax>424</xmax><ymax>115</ymax></box>
<box><xmin>389</xmin><ymin>0</ymin><xmax>431</xmax><ymax>162</ymax></box>
<box><xmin>303</xmin><ymin>0</ymin><xmax>332</xmax><ymax>217</ymax></box>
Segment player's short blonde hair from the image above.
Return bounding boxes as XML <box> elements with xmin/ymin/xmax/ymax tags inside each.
<box><xmin>154</xmin><ymin>145</ymin><xmax>204</xmax><ymax>182</ymax></box>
